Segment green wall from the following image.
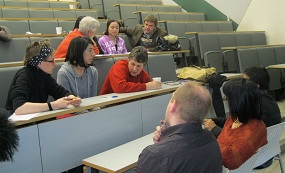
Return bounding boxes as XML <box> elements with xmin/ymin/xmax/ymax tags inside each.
<box><xmin>173</xmin><ymin>0</ymin><xmax>238</xmax><ymax>30</ymax></box>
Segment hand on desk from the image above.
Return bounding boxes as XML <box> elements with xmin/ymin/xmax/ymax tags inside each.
<box><xmin>52</xmin><ymin>95</ymin><xmax>82</xmax><ymax>109</ymax></box>
<box><xmin>146</xmin><ymin>81</ymin><xmax>162</xmax><ymax>90</ymax></box>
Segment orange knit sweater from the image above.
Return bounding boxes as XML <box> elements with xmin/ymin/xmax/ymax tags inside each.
<box><xmin>55</xmin><ymin>29</ymin><xmax>99</xmax><ymax>58</ymax></box>
<box><xmin>217</xmin><ymin>116</ymin><xmax>267</xmax><ymax>170</ymax></box>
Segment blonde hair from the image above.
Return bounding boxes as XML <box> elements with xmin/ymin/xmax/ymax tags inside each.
<box><xmin>23</xmin><ymin>39</ymin><xmax>53</xmax><ymax>66</ymax></box>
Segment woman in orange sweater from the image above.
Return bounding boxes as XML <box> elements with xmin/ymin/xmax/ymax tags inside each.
<box><xmin>218</xmin><ymin>78</ymin><xmax>267</xmax><ymax>170</ymax></box>
<box><xmin>55</xmin><ymin>16</ymin><xmax>100</xmax><ymax>58</ymax></box>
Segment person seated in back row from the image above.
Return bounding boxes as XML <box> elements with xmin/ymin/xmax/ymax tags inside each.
<box><xmin>119</xmin><ymin>15</ymin><xmax>167</xmax><ymax>49</ymax></box>
<box><xmin>5</xmin><ymin>39</ymin><xmax>81</xmax><ymax>115</ymax></box>
<box><xmin>98</xmin><ymin>19</ymin><xmax>128</xmax><ymax>54</ymax></box>
<box><xmin>55</xmin><ymin>16</ymin><xmax>100</xmax><ymax>58</ymax></box>
<box><xmin>73</xmin><ymin>16</ymin><xmax>104</xmax><ymax>54</ymax></box>
<box><xmin>100</xmin><ymin>46</ymin><xmax>161</xmax><ymax>95</ymax></box>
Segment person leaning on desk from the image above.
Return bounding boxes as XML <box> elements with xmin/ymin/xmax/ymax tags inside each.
<box><xmin>5</xmin><ymin>39</ymin><xmax>82</xmax><ymax>115</ymax></box>
<box><xmin>99</xmin><ymin>46</ymin><xmax>162</xmax><ymax>95</ymax></box>
<box><xmin>134</xmin><ymin>81</ymin><xmax>223</xmax><ymax>172</ymax></box>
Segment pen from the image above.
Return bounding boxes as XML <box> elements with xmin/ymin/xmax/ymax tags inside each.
<box><xmin>160</xmin><ymin>119</ymin><xmax>166</xmax><ymax>131</ymax></box>
<box><xmin>101</xmin><ymin>95</ymin><xmax>118</xmax><ymax>99</ymax></box>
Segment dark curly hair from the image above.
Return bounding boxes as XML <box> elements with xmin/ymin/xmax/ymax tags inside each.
<box><xmin>0</xmin><ymin>109</ymin><xmax>19</xmax><ymax>162</ymax></box>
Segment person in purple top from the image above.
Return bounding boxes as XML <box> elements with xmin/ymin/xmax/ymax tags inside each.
<box><xmin>98</xmin><ymin>19</ymin><xmax>127</xmax><ymax>54</ymax></box>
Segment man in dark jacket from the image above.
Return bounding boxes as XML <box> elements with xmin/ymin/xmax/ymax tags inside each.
<box><xmin>120</xmin><ymin>15</ymin><xmax>167</xmax><ymax>49</ymax></box>
<box><xmin>134</xmin><ymin>81</ymin><xmax>223</xmax><ymax>173</ymax></box>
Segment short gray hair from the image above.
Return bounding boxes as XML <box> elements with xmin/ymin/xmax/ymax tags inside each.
<box><xmin>79</xmin><ymin>16</ymin><xmax>100</xmax><ymax>34</ymax></box>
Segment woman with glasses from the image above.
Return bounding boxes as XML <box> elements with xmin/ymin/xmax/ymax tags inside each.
<box><xmin>5</xmin><ymin>39</ymin><xmax>81</xmax><ymax>115</ymax></box>
<box><xmin>57</xmin><ymin>36</ymin><xmax>98</xmax><ymax>98</ymax></box>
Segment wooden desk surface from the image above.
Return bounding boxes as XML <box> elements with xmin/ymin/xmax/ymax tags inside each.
<box><xmin>114</xmin><ymin>4</ymin><xmax>178</xmax><ymax>7</ymax></box>
<box><xmin>0</xmin><ymin>61</ymin><xmax>24</xmax><ymax>68</ymax></box>
<box><xmin>133</xmin><ymin>10</ymin><xmax>203</xmax><ymax>14</ymax></box>
<box><xmin>185</xmin><ymin>31</ymin><xmax>265</xmax><ymax>36</ymax></box>
<box><xmin>82</xmin><ymin>133</ymin><xmax>153</xmax><ymax>173</ymax></box>
<box><xmin>159</xmin><ymin>20</ymin><xmax>226</xmax><ymax>23</ymax></box>
<box><xmin>0</xmin><ymin>51</ymin><xmax>189</xmax><ymax>68</ymax></box>
<box><xmin>12</xmin><ymin>33</ymin><xmax>68</xmax><ymax>38</ymax></box>
<box><xmin>221</xmin><ymin>44</ymin><xmax>285</xmax><ymax>51</ymax></box>
<box><xmin>14</xmin><ymin>84</ymin><xmax>179</xmax><ymax>126</ymax></box>
<box><xmin>2</xmin><ymin>18</ymin><xmax>109</xmax><ymax>22</ymax></box>
<box><xmin>220</xmin><ymin>73</ymin><xmax>243</xmax><ymax>79</ymax></box>
<box><xmin>185</xmin><ymin>32</ymin><xmax>198</xmax><ymax>35</ymax></box>
<box><xmin>0</xmin><ymin>5</ymin><xmax>94</xmax><ymax>10</ymax></box>
<box><xmin>95</xmin><ymin>50</ymin><xmax>190</xmax><ymax>58</ymax></box>
<box><xmin>267</xmin><ymin>64</ymin><xmax>285</xmax><ymax>69</ymax></box>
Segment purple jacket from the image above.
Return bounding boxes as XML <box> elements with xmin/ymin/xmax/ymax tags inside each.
<box><xmin>98</xmin><ymin>35</ymin><xmax>128</xmax><ymax>54</ymax></box>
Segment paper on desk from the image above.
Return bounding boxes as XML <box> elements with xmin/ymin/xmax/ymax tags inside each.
<box><xmin>8</xmin><ymin>112</ymin><xmax>39</xmax><ymax>121</ymax></box>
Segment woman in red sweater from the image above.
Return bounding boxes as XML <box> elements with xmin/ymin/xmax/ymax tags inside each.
<box><xmin>100</xmin><ymin>46</ymin><xmax>162</xmax><ymax>95</ymax></box>
<box><xmin>218</xmin><ymin>78</ymin><xmax>267</xmax><ymax>170</ymax></box>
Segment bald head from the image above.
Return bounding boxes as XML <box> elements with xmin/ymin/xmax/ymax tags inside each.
<box><xmin>172</xmin><ymin>81</ymin><xmax>212</xmax><ymax>124</ymax></box>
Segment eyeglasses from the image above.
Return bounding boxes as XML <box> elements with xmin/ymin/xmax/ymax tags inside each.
<box><xmin>43</xmin><ymin>59</ymin><xmax>55</xmax><ymax>63</ymax></box>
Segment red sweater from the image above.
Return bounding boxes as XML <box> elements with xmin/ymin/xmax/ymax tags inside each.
<box><xmin>100</xmin><ymin>59</ymin><xmax>151</xmax><ymax>95</ymax></box>
<box><xmin>55</xmin><ymin>28</ymin><xmax>99</xmax><ymax>58</ymax></box>
<box><xmin>217</xmin><ymin>116</ymin><xmax>267</xmax><ymax>170</ymax></box>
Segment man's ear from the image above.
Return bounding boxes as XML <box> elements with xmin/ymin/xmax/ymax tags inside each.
<box><xmin>87</xmin><ymin>30</ymin><xmax>93</xmax><ymax>37</ymax></box>
<box><xmin>257</xmin><ymin>84</ymin><xmax>260</xmax><ymax>88</ymax></box>
<box><xmin>169</xmin><ymin>100</ymin><xmax>177</xmax><ymax>113</ymax></box>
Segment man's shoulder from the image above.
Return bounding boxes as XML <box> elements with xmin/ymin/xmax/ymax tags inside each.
<box><xmin>262</xmin><ymin>92</ymin><xmax>277</xmax><ymax>101</ymax></box>
<box><xmin>144</xmin><ymin>130</ymin><xmax>220</xmax><ymax>159</ymax></box>
<box><xmin>261</xmin><ymin>92</ymin><xmax>280</xmax><ymax>108</ymax></box>
<box><xmin>66</xmin><ymin>29</ymin><xmax>84</xmax><ymax>39</ymax></box>
<box><xmin>156</xmin><ymin>27</ymin><xmax>167</xmax><ymax>35</ymax></box>
<box><xmin>112</xmin><ymin>59</ymin><xmax>128</xmax><ymax>68</ymax></box>
<box><xmin>134</xmin><ymin>24</ymin><xmax>143</xmax><ymax>28</ymax></box>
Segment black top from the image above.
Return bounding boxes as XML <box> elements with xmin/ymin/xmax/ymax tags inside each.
<box><xmin>5</xmin><ymin>65</ymin><xmax>71</xmax><ymax>113</ymax></box>
<box><xmin>93</xmin><ymin>36</ymin><xmax>104</xmax><ymax>54</ymax></box>
<box><xmin>134</xmin><ymin>123</ymin><xmax>223</xmax><ymax>173</ymax></box>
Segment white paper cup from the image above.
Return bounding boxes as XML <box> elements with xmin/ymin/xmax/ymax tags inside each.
<box><xmin>56</xmin><ymin>27</ymin><xmax>62</xmax><ymax>34</ymax></box>
<box><xmin>152</xmin><ymin>77</ymin><xmax>161</xmax><ymax>82</ymax></box>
